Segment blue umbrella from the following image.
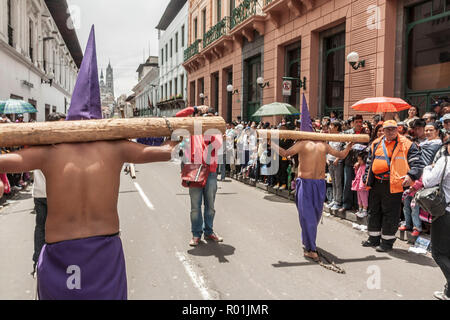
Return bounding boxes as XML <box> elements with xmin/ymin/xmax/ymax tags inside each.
<box><xmin>0</xmin><ymin>99</ymin><xmax>37</xmax><ymax>114</ymax></box>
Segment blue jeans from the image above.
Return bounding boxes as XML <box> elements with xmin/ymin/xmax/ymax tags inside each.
<box><xmin>189</xmin><ymin>172</ymin><xmax>218</xmax><ymax>238</ymax></box>
<box><xmin>343</xmin><ymin>165</ymin><xmax>356</xmax><ymax>210</ymax></box>
<box><xmin>403</xmin><ymin>195</ymin><xmax>422</xmax><ymax>231</ymax></box>
<box><xmin>219</xmin><ymin>154</ymin><xmax>226</xmax><ymax>181</ymax></box>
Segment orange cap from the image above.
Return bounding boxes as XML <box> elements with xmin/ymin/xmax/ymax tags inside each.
<box><xmin>383</xmin><ymin>120</ymin><xmax>397</xmax><ymax>128</ymax></box>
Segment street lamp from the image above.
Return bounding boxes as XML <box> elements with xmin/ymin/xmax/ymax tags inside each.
<box><xmin>227</xmin><ymin>84</ymin><xmax>239</xmax><ymax>95</ymax></box>
<box><xmin>257</xmin><ymin>77</ymin><xmax>269</xmax><ymax>89</ymax></box>
<box><xmin>347</xmin><ymin>51</ymin><xmax>365</xmax><ymax>70</ymax></box>
<box><xmin>41</xmin><ymin>70</ymin><xmax>54</xmax><ymax>86</ymax></box>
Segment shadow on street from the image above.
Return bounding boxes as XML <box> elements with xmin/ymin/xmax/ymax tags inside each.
<box><xmin>187</xmin><ymin>241</ymin><xmax>236</xmax><ymax>263</ymax></box>
<box><xmin>386</xmin><ymin>248</ymin><xmax>438</xmax><ymax>268</ymax></box>
<box><xmin>263</xmin><ymin>195</ymin><xmax>292</xmax><ymax>203</ymax></box>
<box><xmin>272</xmin><ymin>247</ymin><xmax>391</xmax><ymax>268</ymax></box>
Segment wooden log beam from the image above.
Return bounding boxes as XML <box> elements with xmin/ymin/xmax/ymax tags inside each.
<box><xmin>257</xmin><ymin>130</ymin><xmax>370</xmax><ymax>143</ymax></box>
<box><xmin>0</xmin><ymin>117</ymin><xmax>226</xmax><ymax>147</ymax></box>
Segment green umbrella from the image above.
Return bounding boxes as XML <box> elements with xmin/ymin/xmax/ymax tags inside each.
<box><xmin>0</xmin><ymin>99</ymin><xmax>37</xmax><ymax>114</ymax></box>
<box><xmin>252</xmin><ymin>102</ymin><xmax>300</xmax><ymax>117</ymax></box>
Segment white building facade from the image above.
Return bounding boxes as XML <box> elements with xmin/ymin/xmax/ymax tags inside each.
<box><xmin>156</xmin><ymin>0</ymin><xmax>188</xmax><ymax>117</ymax></box>
<box><xmin>132</xmin><ymin>56</ymin><xmax>160</xmax><ymax>117</ymax></box>
<box><xmin>0</xmin><ymin>0</ymin><xmax>81</xmax><ymax>122</ymax></box>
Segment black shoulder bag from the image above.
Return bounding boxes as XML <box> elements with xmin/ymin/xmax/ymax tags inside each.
<box><xmin>415</xmin><ymin>156</ymin><xmax>449</xmax><ymax>222</ymax></box>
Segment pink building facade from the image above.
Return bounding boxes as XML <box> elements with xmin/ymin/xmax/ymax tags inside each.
<box><xmin>183</xmin><ymin>0</ymin><xmax>450</xmax><ymax>122</ymax></box>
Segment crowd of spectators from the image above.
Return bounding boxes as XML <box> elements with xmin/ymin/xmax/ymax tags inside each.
<box><xmin>221</xmin><ymin>99</ymin><xmax>450</xmax><ymax>238</ymax></box>
<box><xmin>0</xmin><ymin>114</ymin><xmax>35</xmax><ymax>208</ymax></box>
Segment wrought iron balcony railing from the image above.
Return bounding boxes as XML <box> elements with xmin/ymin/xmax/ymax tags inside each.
<box><xmin>184</xmin><ymin>39</ymin><xmax>201</xmax><ymax>61</ymax></box>
<box><xmin>230</xmin><ymin>0</ymin><xmax>258</xmax><ymax>30</ymax></box>
<box><xmin>203</xmin><ymin>16</ymin><xmax>230</xmax><ymax>48</ymax></box>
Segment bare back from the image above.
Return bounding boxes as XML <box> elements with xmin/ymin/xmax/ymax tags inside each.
<box><xmin>296</xmin><ymin>141</ymin><xmax>328</xmax><ymax>180</ymax></box>
<box><xmin>41</xmin><ymin>141</ymin><xmax>124</xmax><ymax>243</ymax></box>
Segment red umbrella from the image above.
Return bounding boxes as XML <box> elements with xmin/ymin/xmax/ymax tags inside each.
<box><xmin>351</xmin><ymin>97</ymin><xmax>411</xmax><ymax>113</ymax></box>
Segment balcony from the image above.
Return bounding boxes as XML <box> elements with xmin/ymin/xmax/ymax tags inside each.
<box><xmin>229</xmin><ymin>0</ymin><xmax>266</xmax><ymax>44</ymax></box>
<box><xmin>264</xmin><ymin>0</ymin><xmax>316</xmax><ymax>27</ymax></box>
<box><xmin>203</xmin><ymin>17</ymin><xmax>230</xmax><ymax>49</ymax></box>
<box><xmin>184</xmin><ymin>39</ymin><xmax>201</xmax><ymax>62</ymax></box>
<box><xmin>230</xmin><ymin>0</ymin><xmax>259</xmax><ymax>30</ymax></box>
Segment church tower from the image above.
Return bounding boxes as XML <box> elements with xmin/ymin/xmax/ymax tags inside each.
<box><xmin>106</xmin><ymin>61</ymin><xmax>114</xmax><ymax>98</ymax></box>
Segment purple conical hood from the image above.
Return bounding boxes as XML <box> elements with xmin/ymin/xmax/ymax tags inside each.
<box><xmin>67</xmin><ymin>25</ymin><xmax>102</xmax><ymax>120</ymax></box>
<box><xmin>300</xmin><ymin>93</ymin><xmax>313</xmax><ymax>132</ymax></box>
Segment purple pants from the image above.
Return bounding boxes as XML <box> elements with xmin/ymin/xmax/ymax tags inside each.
<box><xmin>295</xmin><ymin>178</ymin><xmax>327</xmax><ymax>252</ymax></box>
<box><xmin>37</xmin><ymin>234</ymin><xmax>127</xmax><ymax>300</ymax></box>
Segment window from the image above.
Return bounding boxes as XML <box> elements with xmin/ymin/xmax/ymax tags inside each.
<box><xmin>165</xmin><ymin>83</ymin><xmax>168</xmax><ymax>99</ymax></box>
<box><xmin>165</xmin><ymin>44</ymin><xmax>168</xmax><ymax>62</ymax></box>
<box><xmin>194</xmin><ymin>18</ymin><xmax>198</xmax><ymax>39</ymax></box>
<box><xmin>175</xmin><ymin>78</ymin><xmax>178</xmax><ymax>96</ymax></box>
<box><xmin>175</xmin><ymin>33</ymin><xmax>179</xmax><ymax>53</ymax></box>
<box><xmin>405</xmin><ymin>0</ymin><xmax>450</xmax><ymax>113</ymax></box>
<box><xmin>246</xmin><ymin>56</ymin><xmax>262</xmax><ymax>121</ymax></box>
<box><xmin>161</xmin><ymin>49</ymin><xmax>164</xmax><ymax>65</ymax></box>
<box><xmin>170</xmin><ymin>39</ymin><xmax>173</xmax><ymax>58</ymax></box>
<box><xmin>170</xmin><ymin>81</ymin><xmax>173</xmax><ymax>97</ymax></box>
<box><xmin>180</xmin><ymin>75</ymin><xmax>184</xmax><ymax>98</ymax></box>
<box><xmin>217</xmin><ymin>0</ymin><xmax>222</xmax><ymax>22</ymax></box>
<box><xmin>181</xmin><ymin>25</ymin><xmax>185</xmax><ymax>47</ymax></box>
<box><xmin>230</xmin><ymin>0</ymin><xmax>235</xmax><ymax>14</ymax></box>
<box><xmin>202</xmin><ymin>9</ymin><xmax>207</xmax><ymax>34</ymax></box>
<box><xmin>7</xmin><ymin>0</ymin><xmax>13</xmax><ymax>46</ymax></box>
<box><xmin>53</xmin><ymin>51</ymin><xmax>56</xmax><ymax>77</ymax></box>
<box><xmin>323</xmin><ymin>31</ymin><xmax>345</xmax><ymax>116</ymax></box>
<box><xmin>285</xmin><ymin>43</ymin><xmax>301</xmax><ymax>108</ymax></box>
<box><xmin>29</xmin><ymin>19</ymin><xmax>34</xmax><ymax>62</ymax></box>
<box><xmin>407</xmin><ymin>0</ymin><xmax>450</xmax><ymax>91</ymax></box>
<box><xmin>43</xmin><ymin>41</ymin><xmax>47</xmax><ymax>72</ymax></box>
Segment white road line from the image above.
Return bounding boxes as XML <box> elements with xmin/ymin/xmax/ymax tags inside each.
<box><xmin>175</xmin><ymin>251</ymin><xmax>216</xmax><ymax>300</ymax></box>
<box><xmin>133</xmin><ymin>182</ymin><xmax>155</xmax><ymax>211</ymax></box>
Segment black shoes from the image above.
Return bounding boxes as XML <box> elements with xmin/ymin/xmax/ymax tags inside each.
<box><xmin>375</xmin><ymin>244</ymin><xmax>393</xmax><ymax>252</ymax></box>
<box><xmin>362</xmin><ymin>239</ymin><xmax>380</xmax><ymax>247</ymax></box>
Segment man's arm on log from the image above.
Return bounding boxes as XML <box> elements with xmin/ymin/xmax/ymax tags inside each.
<box><xmin>326</xmin><ymin>143</ymin><xmax>353</xmax><ymax>159</ymax></box>
<box><xmin>0</xmin><ymin>146</ymin><xmax>47</xmax><ymax>173</ymax></box>
<box><xmin>270</xmin><ymin>141</ymin><xmax>302</xmax><ymax>158</ymax></box>
<box><xmin>119</xmin><ymin>139</ymin><xmax>180</xmax><ymax>164</ymax></box>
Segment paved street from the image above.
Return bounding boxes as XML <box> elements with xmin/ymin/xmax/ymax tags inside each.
<box><xmin>0</xmin><ymin>160</ymin><xmax>445</xmax><ymax>300</ymax></box>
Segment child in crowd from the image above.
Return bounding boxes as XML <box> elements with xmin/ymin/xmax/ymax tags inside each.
<box><xmin>353</xmin><ymin>152</ymin><xmax>369</xmax><ymax>218</ymax></box>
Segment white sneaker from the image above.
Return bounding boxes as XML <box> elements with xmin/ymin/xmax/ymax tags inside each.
<box><xmin>434</xmin><ymin>291</ymin><xmax>450</xmax><ymax>300</ymax></box>
<box><xmin>326</xmin><ymin>201</ymin><xmax>336</xmax><ymax>209</ymax></box>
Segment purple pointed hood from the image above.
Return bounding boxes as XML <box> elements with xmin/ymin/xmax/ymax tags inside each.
<box><xmin>300</xmin><ymin>93</ymin><xmax>313</xmax><ymax>132</ymax></box>
<box><xmin>67</xmin><ymin>25</ymin><xmax>102</xmax><ymax>120</ymax></box>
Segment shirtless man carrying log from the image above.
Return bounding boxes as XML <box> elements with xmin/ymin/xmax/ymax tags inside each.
<box><xmin>270</xmin><ymin>140</ymin><xmax>352</xmax><ymax>261</ymax></box>
<box><xmin>0</xmin><ymin>26</ymin><xmax>184</xmax><ymax>300</ymax></box>
<box><xmin>0</xmin><ymin>139</ymin><xmax>180</xmax><ymax>299</ymax></box>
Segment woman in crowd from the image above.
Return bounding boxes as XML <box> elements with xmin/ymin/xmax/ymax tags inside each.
<box><xmin>401</xmin><ymin>122</ymin><xmax>444</xmax><ymax>235</ymax></box>
<box><xmin>423</xmin><ymin>139</ymin><xmax>450</xmax><ymax>300</ymax></box>
<box><xmin>362</xmin><ymin>121</ymin><xmax>373</xmax><ymax>137</ymax></box>
<box><xmin>421</xmin><ymin>122</ymin><xmax>444</xmax><ymax>166</ymax></box>
<box><xmin>404</xmin><ymin>105</ymin><xmax>420</xmax><ymax>127</ymax></box>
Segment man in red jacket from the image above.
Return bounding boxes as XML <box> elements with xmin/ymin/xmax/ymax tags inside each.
<box><xmin>176</xmin><ymin>106</ymin><xmax>224</xmax><ymax>246</ymax></box>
